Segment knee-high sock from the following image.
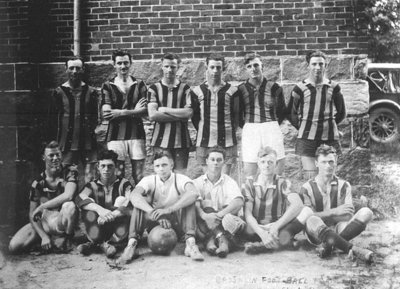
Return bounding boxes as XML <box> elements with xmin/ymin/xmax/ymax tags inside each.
<box><xmin>319</xmin><ymin>227</ymin><xmax>352</xmax><ymax>253</ymax></box>
<box><xmin>279</xmin><ymin>219</ymin><xmax>304</xmax><ymax>246</ymax></box>
<box><xmin>339</xmin><ymin>219</ymin><xmax>366</xmax><ymax>241</ymax></box>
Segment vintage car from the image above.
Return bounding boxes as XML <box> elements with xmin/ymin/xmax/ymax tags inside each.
<box><xmin>368</xmin><ymin>63</ymin><xmax>400</xmax><ymax>143</ymax></box>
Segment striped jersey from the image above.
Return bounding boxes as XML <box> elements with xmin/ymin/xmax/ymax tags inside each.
<box><xmin>148</xmin><ymin>81</ymin><xmax>192</xmax><ymax>148</ymax></box>
<box><xmin>191</xmin><ymin>82</ymin><xmax>240</xmax><ymax>148</ymax></box>
<box><xmin>300</xmin><ymin>176</ymin><xmax>352</xmax><ymax>212</ymax></box>
<box><xmin>238</xmin><ymin>78</ymin><xmax>286</xmax><ymax>124</ymax></box>
<box><xmin>48</xmin><ymin>84</ymin><xmax>99</xmax><ymax>152</ymax></box>
<box><xmin>288</xmin><ymin>79</ymin><xmax>346</xmax><ymax>140</ymax></box>
<box><xmin>242</xmin><ymin>175</ymin><xmax>291</xmax><ymax>225</ymax></box>
<box><xmin>101</xmin><ymin>76</ymin><xmax>147</xmax><ymax>141</ymax></box>
<box><xmin>77</xmin><ymin>177</ymin><xmax>133</xmax><ymax>210</ymax></box>
<box><xmin>29</xmin><ymin>168</ymin><xmax>78</xmax><ymax>206</ymax></box>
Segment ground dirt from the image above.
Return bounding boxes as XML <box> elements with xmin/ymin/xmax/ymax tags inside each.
<box><xmin>0</xmin><ymin>147</ymin><xmax>399</xmax><ymax>289</ymax></box>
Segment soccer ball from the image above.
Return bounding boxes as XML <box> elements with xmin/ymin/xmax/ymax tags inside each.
<box><xmin>147</xmin><ymin>225</ymin><xmax>178</xmax><ymax>255</ymax></box>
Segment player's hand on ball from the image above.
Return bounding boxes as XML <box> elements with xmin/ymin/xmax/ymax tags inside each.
<box><xmin>158</xmin><ymin>218</ymin><xmax>171</xmax><ymax>229</ymax></box>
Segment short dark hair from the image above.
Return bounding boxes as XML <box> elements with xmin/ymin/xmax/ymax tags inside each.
<box><xmin>44</xmin><ymin>141</ymin><xmax>60</xmax><ymax>152</ymax></box>
<box><xmin>152</xmin><ymin>149</ymin><xmax>173</xmax><ymax>163</ymax></box>
<box><xmin>206</xmin><ymin>53</ymin><xmax>225</xmax><ymax>68</ymax></box>
<box><xmin>315</xmin><ymin>144</ymin><xmax>337</xmax><ymax>160</ymax></box>
<box><xmin>244</xmin><ymin>52</ymin><xmax>261</xmax><ymax>65</ymax></box>
<box><xmin>306</xmin><ymin>50</ymin><xmax>327</xmax><ymax>64</ymax></box>
<box><xmin>257</xmin><ymin>146</ymin><xmax>277</xmax><ymax>159</ymax></box>
<box><xmin>162</xmin><ymin>53</ymin><xmax>181</xmax><ymax>64</ymax></box>
<box><xmin>205</xmin><ymin>146</ymin><xmax>226</xmax><ymax>160</ymax></box>
<box><xmin>97</xmin><ymin>149</ymin><xmax>119</xmax><ymax>164</ymax></box>
<box><xmin>112</xmin><ymin>49</ymin><xmax>132</xmax><ymax>63</ymax></box>
<box><xmin>65</xmin><ymin>56</ymin><xmax>84</xmax><ymax>68</ymax></box>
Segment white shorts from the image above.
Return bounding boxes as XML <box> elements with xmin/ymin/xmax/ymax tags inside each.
<box><xmin>107</xmin><ymin>139</ymin><xmax>146</xmax><ymax>161</ymax></box>
<box><xmin>241</xmin><ymin>122</ymin><xmax>285</xmax><ymax>163</ymax></box>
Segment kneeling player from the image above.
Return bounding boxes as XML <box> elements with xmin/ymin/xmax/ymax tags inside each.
<box><xmin>75</xmin><ymin>150</ymin><xmax>133</xmax><ymax>258</ymax></box>
<box><xmin>301</xmin><ymin>145</ymin><xmax>374</xmax><ymax>262</ymax></box>
<box><xmin>9</xmin><ymin>141</ymin><xmax>78</xmax><ymax>254</ymax></box>
<box><xmin>242</xmin><ymin>147</ymin><xmax>312</xmax><ymax>254</ymax></box>
<box><xmin>193</xmin><ymin>147</ymin><xmax>245</xmax><ymax>258</ymax></box>
<box><xmin>117</xmin><ymin>150</ymin><xmax>204</xmax><ymax>264</ymax></box>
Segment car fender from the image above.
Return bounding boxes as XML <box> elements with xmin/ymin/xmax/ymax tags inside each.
<box><xmin>369</xmin><ymin>99</ymin><xmax>400</xmax><ymax>114</ymax></box>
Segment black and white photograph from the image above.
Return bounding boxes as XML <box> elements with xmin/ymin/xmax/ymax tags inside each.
<box><xmin>0</xmin><ymin>0</ymin><xmax>399</xmax><ymax>288</ymax></box>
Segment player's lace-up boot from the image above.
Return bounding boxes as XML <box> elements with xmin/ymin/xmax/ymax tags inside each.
<box><xmin>100</xmin><ymin>241</ymin><xmax>117</xmax><ymax>258</ymax></box>
<box><xmin>184</xmin><ymin>237</ymin><xmax>204</xmax><ymax>261</ymax></box>
<box><xmin>77</xmin><ymin>241</ymin><xmax>96</xmax><ymax>256</ymax></box>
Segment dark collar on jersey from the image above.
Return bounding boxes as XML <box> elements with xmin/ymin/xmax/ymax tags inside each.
<box><xmin>303</xmin><ymin>78</ymin><xmax>332</xmax><ymax>87</ymax></box>
<box><xmin>93</xmin><ymin>176</ymin><xmax>123</xmax><ymax>187</ymax></box>
<box><xmin>245</xmin><ymin>77</ymin><xmax>268</xmax><ymax>90</ymax></box>
<box><xmin>311</xmin><ymin>175</ymin><xmax>339</xmax><ymax>187</ymax></box>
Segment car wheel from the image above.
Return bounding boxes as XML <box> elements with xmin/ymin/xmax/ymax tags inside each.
<box><xmin>369</xmin><ymin>107</ymin><xmax>400</xmax><ymax>143</ymax></box>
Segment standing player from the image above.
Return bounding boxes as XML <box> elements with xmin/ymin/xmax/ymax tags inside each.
<box><xmin>76</xmin><ymin>150</ymin><xmax>133</xmax><ymax>258</ymax></box>
<box><xmin>301</xmin><ymin>145</ymin><xmax>374</xmax><ymax>262</ymax></box>
<box><xmin>148</xmin><ymin>53</ymin><xmax>193</xmax><ymax>174</ymax></box>
<box><xmin>117</xmin><ymin>151</ymin><xmax>204</xmax><ymax>264</ymax></box>
<box><xmin>238</xmin><ymin>53</ymin><xmax>286</xmax><ymax>178</ymax></box>
<box><xmin>287</xmin><ymin>50</ymin><xmax>346</xmax><ymax>179</ymax></box>
<box><xmin>193</xmin><ymin>147</ymin><xmax>245</xmax><ymax>258</ymax></box>
<box><xmin>9</xmin><ymin>141</ymin><xmax>78</xmax><ymax>254</ymax></box>
<box><xmin>242</xmin><ymin>146</ymin><xmax>312</xmax><ymax>254</ymax></box>
<box><xmin>191</xmin><ymin>54</ymin><xmax>241</xmax><ymax>175</ymax></box>
<box><xmin>101</xmin><ymin>50</ymin><xmax>148</xmax><ymax>184</ymax></box>
<box><xmin>47</xmin><ymin>56</ymin><xmax>99</xmax><ymax>183</ymax></box>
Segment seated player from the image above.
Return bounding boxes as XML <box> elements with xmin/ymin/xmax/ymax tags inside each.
<box><xmin>301</xmin><ymin>145</ymin><xmax>374</xmax><ymax>262</ymax></box>
<box><xmin>75</xmin><ymin>150</ymin><xmax>133</xmax><ymax>258</ymax></box>
<box><xmin>117</xmin><ymin>150</ymin><xmax>204</xmax><ymax>264</ymax></box>
<box><xmin>242</xmin><ymin>146</ymin><xmax>312</xmax><ymax>254</ymax></box>
<box><xmin>9</xmin><ymin>141</ymin><xmax>78</xmax><ymax>254</ymax></box>
<box><xmin>193</xmin><ymin>147</ymin><xmax>245</xmax><ymax>258</ymax></box>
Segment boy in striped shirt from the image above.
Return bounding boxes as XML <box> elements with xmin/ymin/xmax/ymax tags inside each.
<box><xmin>301</xmin><ymin>145</ymin><xmax>374</xmax><ymax>262</ymax></box>
<box><xmin>238</xmin><ymin>53</ymin><xmax>287</xmax><ymax>178</ymax></box>
<box><xmin>191</xmin><ymin>54</ymin><xmax>241</xmax><ymax>176</ymax></box>
<box><xmin>76</xmin><ymin>149</ymin><xmax>133</xmax><ymax>258</ymax></box>
<box><xmin>148</xmin><ymin>53</ymin><xmax>193</xmax><ymax>174</ymax></box>
<box><xmin>9</xmin><ymin>141</ymin><xmax>78</xmax><ymax>254</ymax></box>
<box><xmin>101</xmin><ymin>50</ymin><xmax>148</xmax><ymax>185</ymax></box>
<box><xmin>242</xmin><ymin>146</ymin><xmax>312</xmax><ymax>254</ymax></box>
<box><xmin>287</xmin><ymin>50</ymin><xmax>346</xmax><ymax>179</ymax></box>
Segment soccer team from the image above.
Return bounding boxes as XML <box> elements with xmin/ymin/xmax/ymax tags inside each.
<box><xmin>8</xmin><ymin>50</ymin><xmax>374</xmax><ymax>265</ymax></box>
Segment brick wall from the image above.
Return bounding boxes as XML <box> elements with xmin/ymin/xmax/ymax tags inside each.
<box><xmin>0</xmin><ymin>0</ymin><xmax>369</xmax><ymax>62</ymax></box>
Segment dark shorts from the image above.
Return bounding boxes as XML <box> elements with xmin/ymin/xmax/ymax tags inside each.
<box><xmin>62</xmin><ymin>149</ymin><xmax>97</xmax><ymax>166</ymax></box>
<box><xmin>295</xmin><ymin>139</ymin><xmax>342</xmax><ymax>158</ymax></box>
<box><xmin>152</xmin><ymin>147</ymin><xmax>190</xmax><ymax>170</ymax></box>
<box><xmin>196</xmin><ymin>145</ymin><xmax>238</xmax><ymax>166</ymax></box>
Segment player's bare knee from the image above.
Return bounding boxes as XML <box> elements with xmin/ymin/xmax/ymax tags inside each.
<box><xmin>8</xmin><ymin>238</ymin><xmax>20</xmax><ymax>254</ymax></box>
<box><xmin>297</xmin><ymin>207</ymin><xmax>314</xmax><ymax>224</ymax></box>
<box><xmin>306</xmin><ymin>215</ymin><xmax>323</xmax><ymax>229</ymax></box>
<box><xmin>354</xmin><ymin>207</ymin><xmax>373</xmax><ymax>224</ymax></box>
<box><xmin>62</xmin><ymin>201</ymin><xmax>77</xmax><ymax>216</ymax></box>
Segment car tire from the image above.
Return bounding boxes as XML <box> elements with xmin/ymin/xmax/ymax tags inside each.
<box><xmin>369</xmin><ymin>107</ymin><xmax>400</xmax><ymax>143</ymax></box>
